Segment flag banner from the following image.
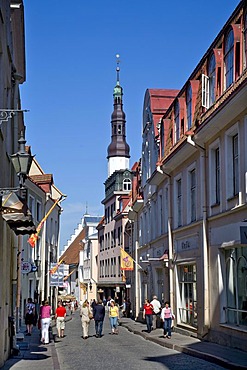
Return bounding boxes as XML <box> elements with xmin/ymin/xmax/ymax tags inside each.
<box><xmin>28</xmin><ymin>197</ymin><xmax>61</xmax><ymax>248</ymax></box>
<box><xmin>120</xmin><ymin>248</ymin><xmax>134</xmax><ymax>271</ymax></box>
<box><xmin>49</xmin><ymin>258</ymin><xmax>65</xmax><ymax>275</ymax></box>
<box><xmin>50</xmin><ymin>264</ymin><xmax>64</xmax><ymax>287</ymax></box>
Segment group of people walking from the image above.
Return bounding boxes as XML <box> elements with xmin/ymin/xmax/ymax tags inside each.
<box><xmin>25</xmin><ymin>295</ymin><xmax>174</xmax><ymax>343</ymax></box>
<box><xmin>80</xmin><ymin>298</ymin><xmax>121</xmax><ymax>339</ymax></box>
<box><xmin>25</xmin><ymin>297</ymin><xmax>68</xmax><ymax>344</ymax></box>
<box><xmin>143</xmin><ymin>295</ymin><xmax>175</xmax><ymax>338</ymax></box>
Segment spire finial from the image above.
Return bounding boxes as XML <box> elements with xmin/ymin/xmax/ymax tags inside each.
<box><xmin>116</xmin><ymin>53</ymin><xmax>120</xmax><ymax>85</ymax></box>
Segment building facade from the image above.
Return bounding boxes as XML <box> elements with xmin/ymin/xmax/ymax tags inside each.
<box><xmin>130</xmin><ymin>0</ymin><xmax>247</xmax><ymax>350</ymax></box>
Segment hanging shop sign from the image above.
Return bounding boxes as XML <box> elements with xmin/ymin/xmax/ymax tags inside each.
<box><xmin>21</xmin><ymin>261</ymin><xmax>32</xmax><ymax>274</ymax></box>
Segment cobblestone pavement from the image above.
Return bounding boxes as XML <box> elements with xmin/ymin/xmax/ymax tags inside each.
<box><xmin>1</xmin><ymin>309</ymin><xmax>247</xmax><ymax>370</ymax></box>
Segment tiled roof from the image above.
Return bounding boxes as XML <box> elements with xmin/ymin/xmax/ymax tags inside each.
<box><xmin>29</xmin><ymin>174</ymin><xmax>53</xmax><ymax>184</ymax></box>
<box><xmin>59</xmin><ymin>228</ymin><xmax>86</xmax><ymax>265</ymax></box>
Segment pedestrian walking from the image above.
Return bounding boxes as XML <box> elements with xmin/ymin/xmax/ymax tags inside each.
<box><xmin>109</xmin><ymin>300</ymin><xmax>120</xmax><ymax>334</ymax></box>
<box><xmin>93</xmin><ymin>299</ymin><xmax>105</xmax><ymax>338</ymax></box>
<box><xmin>150</xmin><ymin>295</ymin><xmax>161</xmax><ymax>329</ymax></box>
<box><xmin>160</xmin><ymin>301</ymin><xmax>175</xmax><ymax>338</ymax></box>
<box><xmin>143</xmin><ymin>299</ymin><xmax>153</xmax><ymax>333</ymax></box>
<box><xmin>25</xmin><ymin>297</ymin><xmax>36</xmax><ymax>336</ymax></box>
<box><xmin>80</xmin><ymin>300</ymin><xmax>92</xmax><ymax>339</ymax></box>
<box><xmin>39</xmin><ymin>299</ymin><xmax>51</xmax><ymax>344</ymax></box>
<box><xmin>125</xmin><ymin>298</ymin><xmax>131</xmax><ymax>318</ymax></box>
<box><xmin>55</xmin><ymin>301</ymin><xmax>67</xmax><ymax>338</ymax></box>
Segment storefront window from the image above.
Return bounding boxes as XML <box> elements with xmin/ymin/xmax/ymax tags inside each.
<box><xmin>178</xmin><ymin>264</ymin><xmax>197</xmax><ymax>327</ymax></box>
<box><xmin>225</xmin><ymin>247</ymin><xmax>247</xmax><ymax>326</ymax></box>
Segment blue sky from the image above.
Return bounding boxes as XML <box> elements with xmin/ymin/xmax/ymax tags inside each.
<box><xmin>21</xmin><ymin>0</ymin><xmax>240</xmax><ymax>250</ymax></box>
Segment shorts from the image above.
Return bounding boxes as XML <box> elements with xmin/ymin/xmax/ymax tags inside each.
<box><xmin>25</xmin><ymin>313</ymin><xmax>34</xmax><ymax>325</ymax></box>
<box><xmin>56</xmin><ymin>317</ymin><xmax>65</xmax><ymax>330</ymax></box>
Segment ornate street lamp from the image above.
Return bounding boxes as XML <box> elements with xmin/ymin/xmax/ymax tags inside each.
<box><xmin>9</xmin><ymin>130</ymin><xmax>34</xmax><ymax>189</ymax></box>
<box><xmin>0</xmin><ymin>129</ymin><xmax>36</xmax><ymax>235</ymax></box>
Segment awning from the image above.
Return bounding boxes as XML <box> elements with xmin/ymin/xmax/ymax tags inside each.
<box><xmin>1</xmin><ymin>191</ymin><xmax>36</xmax><ymax>235</ymax></box>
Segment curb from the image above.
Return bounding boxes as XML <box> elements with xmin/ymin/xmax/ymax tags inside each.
<box><xmin>121</xmin><ymin>323</ymin><xmax>247</xmax><ymax>370</ymax></box>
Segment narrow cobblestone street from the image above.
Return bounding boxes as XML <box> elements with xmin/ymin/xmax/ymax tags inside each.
<box><xmin>55</xmin><ymin>310</ymin><xmax>227</xmax><ymax>370</ymax></box>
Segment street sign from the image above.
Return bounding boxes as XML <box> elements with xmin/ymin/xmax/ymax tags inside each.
<box><xmin>50</xmin><ymin>264</ymin><xmax>64</xmax><ymax>287</ymax></box>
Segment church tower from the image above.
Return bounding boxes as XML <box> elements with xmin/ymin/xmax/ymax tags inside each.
<box><xmin>107</xmin><ymin>55</ymin><xmax>130</xmax><ymax>177</ymax></box>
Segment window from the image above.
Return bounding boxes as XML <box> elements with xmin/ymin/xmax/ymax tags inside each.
<box><xmin>176</xmin><ymin>178</ymin><xmax>182</xmax><ymax>227</ymax></box>
<box><xmin>123</xmin><ymin>178</ymin><xmax>131</xmax><ymax>191</ymax></box>
<box><xmin>190</xmin><ymin>169</ymin><xmax>196</xmax><ymax>222</ymax></box>
<box><xmin>244</xmin><ymin>12</ymin><xmax>247</xmax><ymax>69</ymax></box>
<box><xmin>224</xmin><ymin>29</ymin><xmax>234</xmax><ymax>89</ymax></box>
<box><xmin>29</xmin><ymin>196</ymin><xmax>35</xmax><ymax>215</ymax></box>
<box><xmin>186</xmin><ymin>85</ymin><xmax>192</xmax><ymax>129</ymax></box>
<box><xmin>174</xmin><ymin>101</ymin><xmax>180</xmax><ymax>143</ymax></box>
<box><xmin>202</xmin><ymin>74</ymin><xmax>209</xmax><ymax>109</ymax></box>
<box><xmin>208</xmin><ymin>53</ymin><xmax>216</xmax><ymax>106</ymax></box>
<box><xmin>224</xmin><ymin>247</ymin><xmax>247</xmax><ymax>326</ymax></box>
<box><xmin>215</xmin><ymin>148</ymin><xmax>220</xmax><ymax>204</ymax></box>
<box><xmin>225</xmin><ymin>125</ymin><xmax>239</xmax><ymax>200</ymax></box>
<box><xmin>36</xmin><ymin>201</ymin><xmax>41</xmax><ymax>223</ymax></box>
<box><xmin>233</xmin><ymin>134</ymin><xmax>239</xmax><ymax>196</ymax></box>
<box><xmin>178</xmin><ymin>264</ymin><xmax>197</xmax><ymax>328</ymax></box>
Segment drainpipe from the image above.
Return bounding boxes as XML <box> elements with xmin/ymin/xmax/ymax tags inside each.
<box><xmin>201</xmin><ymin>151</ymin><xmax>209</xmax><ymax>334</ymax></box>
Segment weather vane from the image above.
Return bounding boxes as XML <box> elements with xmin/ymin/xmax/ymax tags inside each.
<box><xmin>116</xmin><ymin>53</ymin><xmax>120</xmax><ymax>83</ymax></box>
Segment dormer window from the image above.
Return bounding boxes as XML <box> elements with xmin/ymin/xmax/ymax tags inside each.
<box><xmin>224</xmin><ymin>28</ymin><xmax>234</xmax><ymax>89</ymax></box>
<box><xmin>174</xmin><ymin>101</ymin><xmax>180</xmax><ymax>143</ymax></box>
<box><xmin>208</xmin><ymin>53</ymin><xmax>216</xmax><ymax>106</ymax></box>
<box><xmin>123</xmin><ymin>178</ymin><xmax>131</xmax><ymax>191</ymax></box>
<box><xmin>186</xmin><ymin>85</ymin><xmax>192</xmax><ymax>130</ymax></box>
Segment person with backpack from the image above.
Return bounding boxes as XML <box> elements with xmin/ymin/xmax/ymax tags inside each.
<box><xmin>25</xmin><ymin>297</ymin><xmax>35</xmax><ymax>336</ymax></box>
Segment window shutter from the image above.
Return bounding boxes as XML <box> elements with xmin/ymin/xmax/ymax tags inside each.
<box><xmin>202</xmin><ymin>74</ymin><xmax>209</xmax><ymax>109</ymax></box>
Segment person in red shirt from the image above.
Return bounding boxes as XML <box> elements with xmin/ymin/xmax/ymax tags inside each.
<box><xmin>55</xmin><ymin>301</ymin><xmax>67</xmax><ymax>338</ymax></box>
<box><xmin>143</xmin><ymin>299</ymin><xmax>153</xmax><ymax>333</ymax></box>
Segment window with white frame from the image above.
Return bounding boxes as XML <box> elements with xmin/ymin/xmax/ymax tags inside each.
<box><xmin>164</xmin><ymin>186</ymin><xmax>168</xmax><ymax>233</ymax></box>
<box><xmin>174</xmin><ymin>101</ymin><xmax>180</xmax><ymax>143</ymax></box>
<box><xmin>225</xmin><ymin>124</ymin><xmax>239</xmax><ymax>200</ymax></box>
<box><xmin>123</xmin><ymin>178</ymin><xmax>131</xmax><ymax>191</ymax></box>
<box><xmin>189</xmin><ymin>168</ymin><xmax>196</xmax><ymax>222</ymax></box>
<box><xmin>158</xmin><ymin>191</ymin><xmax>163</xmax><ymax>236</ymax></box>
<box><xmin>202</xmin><ymin>74</ymin><xmax>209</xmax><ymax>109</ymax></box>
<box><xmin>224</xmin><ymin>28</ymin><xmax>234</xmax><ymax>90</ymax></box>
<box><xmin>186</xmin><ymin>84</ymin><xmax>192</xmax><ymax>130</ymax></box>
<box><xmin>174</xmin><ymin>177</ymin><xmax>182</xmax><ymax>227</ymax></box>
<box><xmin>209</xmin><ymin>140</ymin><xmax>221</xmax><ymax>206</ymax></box>
<box><xmin>233</xmin><ymin>134</ymin><xmax>239</xmax><ymax>196</ymax></box>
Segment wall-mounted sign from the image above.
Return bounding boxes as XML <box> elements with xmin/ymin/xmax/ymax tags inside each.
<box><xmin>176</xmin><ymin>235</ymin><xmax>198</xmax><ymax>252</ymax></box>
<box><xmin>21</xmin><ymin>261</ymin><xmax>32</xmax><ymax>274</ymax></box>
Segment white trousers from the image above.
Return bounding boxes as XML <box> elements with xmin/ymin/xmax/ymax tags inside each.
<box><xmin>41</xmin><ymin>317</ymin><xmax>51</xmax><ymax>344</ymax></box>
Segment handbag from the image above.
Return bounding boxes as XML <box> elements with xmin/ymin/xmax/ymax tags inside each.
<box><xmin>88</xmin><ymin>309</ymin><xmax>93</xmax><ymax>319</ymax></box>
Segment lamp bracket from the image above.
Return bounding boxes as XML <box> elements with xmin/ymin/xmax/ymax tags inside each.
<box><xmin>0</xmin><ymin>188</ymin><xmax>19</xmax><ymax>196</ymax></box>
<box><xmin>0</xmin><ymin>109</ymin><xmax>29</xmax><ymax>125</ymax></box>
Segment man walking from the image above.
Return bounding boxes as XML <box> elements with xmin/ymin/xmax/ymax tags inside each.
<box><xmin>93</xmin><ymin>300</ymin><xmax>105</xmax><ymax>338</ymax></box>
<box><xmin>150</xmin><ymin>295</ymin><xmax>161</xmax><ymax>329</ymax></box>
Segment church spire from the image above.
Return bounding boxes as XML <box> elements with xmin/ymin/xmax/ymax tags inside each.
<box><xmin>107</xmin><ymin>54</ymin><xmax>130</xmax><ymax>177</ymax></box>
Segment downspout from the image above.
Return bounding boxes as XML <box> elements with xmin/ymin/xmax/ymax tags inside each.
<box><xmin>201</xmin><ymin>150</ymin><xmax>209</xmax><ymax>335</ymax></box>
